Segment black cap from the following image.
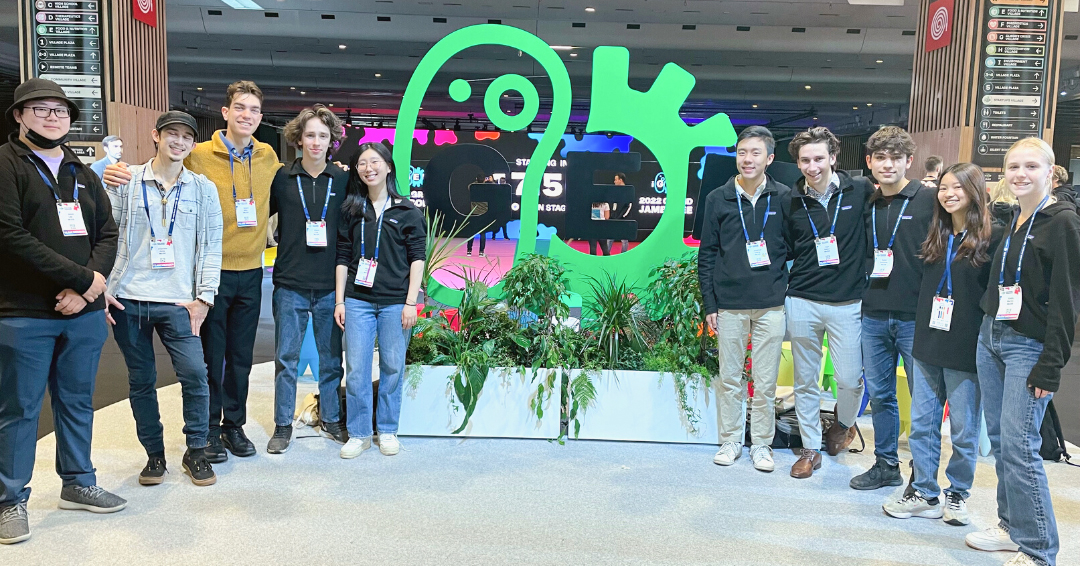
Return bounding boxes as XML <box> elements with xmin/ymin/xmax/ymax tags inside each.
<box><xmin>5</xmin><ymin>78</ymin><xmax>80</xmax><ymax>125</ymax></box>
<box><xmin>155</xmin><ymin>111</ymin><xmax>199</xmax><ymax>138</ymax></box>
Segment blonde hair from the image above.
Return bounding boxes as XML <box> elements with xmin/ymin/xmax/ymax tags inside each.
<box><xmin>1003</xmin><ymin>137</ymin><xmax>1055</xmax><ymax>170</ymax></box>
<box><xmin>989</xmin><ymin>179</ymin><xmax>1016</xmax><ymax>205</ymax></box>
<box><xmin>1053</xmin><ymin>165</ymin><xmax>1069</xmax><ymax>187</ymax></box>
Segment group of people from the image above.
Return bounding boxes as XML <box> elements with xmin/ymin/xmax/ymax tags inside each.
<box><xmin>698</xmin><ymin>124</ymin><xmax>1077</xmax><ymax>566</ymax></box>
<box><xmin>0</xmin><ymin>78</ymin><xmax>425</xmax><ymax>545</ymax></box>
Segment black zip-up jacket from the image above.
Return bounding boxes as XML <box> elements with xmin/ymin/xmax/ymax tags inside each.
<box><xmin>270</xmin><ymin>160</ymin><xmax>349</xmax><ymax>291</ymax></box>
<box><xmin>697</xmin><ymin>175</ymin><xmax>791</xmax><ymax>311</ymax></box>
<box><xmin>990</xmin><ymin>201</ymin><xmax>1016</xmax><ymax>226</ymax></box>
<box><xmin>980</xmin><ymin>200</ymin><xmax>1080</xmax><ymax>392</ymax></box>
<box><xmin>862</xmin><ymin>179</ymin><xmax>937</xmax><ymax>318</ymax></box>
<box><xmin>0</xmin><ymin>134</ymin><xmax>118</xmax><ymax>319</ymax></box>
<box><xmin>786</xmin><ymin>171</ymin><xmax>875</xmax><ymax>303</ymax></box>
<box><xmin>336</xmin><ymin>195</ymin><xmax>426</xmax><ymax>305</ymax></box>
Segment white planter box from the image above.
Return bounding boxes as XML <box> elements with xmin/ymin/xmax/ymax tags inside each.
<box><xmin>398</xmin><ymin>365</ymin><xmax>561</xmax><ymax>439</ymax></box>
<box><xmin>570</xmin><ymin>370</ymin><xmax>720</xmax><ymax>445</ymax></box>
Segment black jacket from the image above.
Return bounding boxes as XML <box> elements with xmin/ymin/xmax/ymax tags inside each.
<box><xmin>0</xmin><ymin>134</ymin><xmax>117</xmax><ymax>319</ymax></box>
<box><xmin>862</xmin><ymin>180</ymin><xmax>938</xmax><ymax>317</ymax></box>
<box><xmin>980</xmin><ymin>200</ymin><xmax>1080</xmax><ymax>392</ymax></box>
<box><xmin>336</xmin><ymin>195</ymin><xmax>426</xmax><ymax>305</ymax></box>
<box><xmin>270</xmin><ymin>160</ymin><xmax>349</xmax><ymax>291</ymax></box>
<box><xmin>990</xmin><ymin>201</ymin><xmax>1016</xmax><ymax>227</ymax></box>
<box><xmin>913</xmin><ymin>226</ymin><xmax>1004</xmax><ymax>373</ymax></box>
<box><xmin>786</xmin><ymin>171</ymin><xmax>875</xmax><ymax>303</ymax></box>
<box><xmin>697</xmin><ymin>176</ymin><xmax>791</xmax><ymax>311</ymax></box>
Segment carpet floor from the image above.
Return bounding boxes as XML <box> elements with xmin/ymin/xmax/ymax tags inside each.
<box><xmin>9</xmin><ymin>363</ymin><xmax>1079</xmax><ymax>566</ymax></box>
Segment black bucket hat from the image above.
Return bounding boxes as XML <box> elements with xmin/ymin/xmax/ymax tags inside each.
<box><xmin>5</xmin><ymin>78</ymin><xmax>80</xmax><ymax>125</ymax></box>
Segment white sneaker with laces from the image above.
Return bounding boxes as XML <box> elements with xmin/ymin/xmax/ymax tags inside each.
<box><xmin>943</xmin><ymin>492</ymin><xmax>970</xmax><ymax>526</ymax></box>
<box><xmin>712</xmin><ymin>441</ymin><xmax>741</xmax><ymax>466</ymax></box>
<box><xmin>749</xmin><ymin>445</ymin><xmax>774</xmax><ymax>472</ymax></box>
<box><xmin>1003</xmin><ymin>552</ymin><xmax>1040</xmax><ymax>566</ymax></box>
<box><xmin>883</xmin><ymin>492</ymin><xmax>943</xmax><ymax>519</ymax></box>
<box><xmin>340</xmin><ymin>436</ymin><xmax>371</xmax><ymax>459</ymax></box>
<box><xmin>965</xmin><ymin>525</ymin><xmax>1019</xmax><ymax>552</ymax></box>
<box><xmin>379</xmin><ymin>433</ymin><xmax>400</xmax><ymax>456</ymax></box>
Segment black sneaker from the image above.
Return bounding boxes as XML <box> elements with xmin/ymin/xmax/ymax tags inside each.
<box><xmin>138</xmin><ymin>456</ymin><xmax>167</xmax><ymax>486</ymax></box>
<box><xmin>182</xmin><ymin>449</ymin><xmax>216</xmax><ymax>486</ymax></box>
<box><xmin>221</xmin><ymin>428</ymin><xmax>256</xmax><ymax>457</ymax></box>
<box><xmin>319</xmin><ymin>421</ymin><xmax>349</xmax><ymax>445</ymax></box>
<box><xmin>267</xmin><ymin>425</ymin><xmax>293</xmax><ymax>454</ymax></box>
<box><xmin>850</xmin><ymin>457</ymin><xmax>903</xmax><ymax>490</ymax></box>
<box><xmin>206</xmin><ymin>434</ymin><xmax>228</xmax><ymax>464</ymax></box>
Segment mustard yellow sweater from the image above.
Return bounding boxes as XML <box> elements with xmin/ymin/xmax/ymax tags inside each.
<box><xmin>186</xmin><ymin>131</ymin><xmax>281</xmax><ymax>271</ymax></box>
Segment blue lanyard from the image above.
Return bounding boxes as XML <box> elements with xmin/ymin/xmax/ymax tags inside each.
<box><xmin>296</xmin><ymin>175</ymin><xmax>333</xmax><ymax>223</ymax></box>
<box><xmin>360</xmin><ymin>197</ymin><xmax>392</xmax><ymax>261</ymax></box>
<box><xmin>141</xmin><ymin>177</ymin><xmax>182</xmax><ymax>240</ymax></box>
<box><xmin>221</xmin><ymin>132</ymin><xmax>253</xmax><ymax>202</ymax></box>
<box><xmin>935</xmin><ymin>231</ymin><xmax>965</xmax><ymax>298</ymax></box>
<box><xmin>802</xmin><ymin>188</ymin><xmax>843</xmax><ymax>239</ymax></box>
<box><xmin>32</xmin><ymin>161</ymin><xmax>79</xmax><ymax>202</ymax></box>
<box><xmin>736</xmin><ymin>191</ymin><xmax>771</xmax><ymax>242</ymax></box>
<box><xmin>872</xmin><ymin>197</ymin><xmax>911</xmax><ymax>250</ymax></box>
<box><xmin>998</xmin><ymin>194</ymin><xmax>1049</xmax><ymax>287</ymax></box>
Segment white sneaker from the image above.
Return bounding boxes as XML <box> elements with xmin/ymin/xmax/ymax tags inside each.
<box><xmin>749</xmin><ymin>445</ymin><xmax>774</xmax><ymax>472</ymax></box>
<box><xmin>379</xmin><ymin>433</ymin><xmax>400</xmax><ymax>456</ymax></box>
<box><xmin>943</xmin><ymin>493</ymin><xmax>970</xmax><ymax>526</ymax></box>
<box><xmin>965</xmin><ymin>525</ymin><xmax>1019</xmax><ymax>552</ymax></box>
<box><xmin>883</xmin><ymin>492</ymin><xmax>943</xmax><ymax>519</ymax></box>
<box><xmin>712</xmin><ymin>441</ymin><xmax>741</xmax><ymax>466</ymax></box>
<box><xmin>339</xmin><ymin>436</ymin><xmax>371</xmax><ymax>459</ymax></box>
<box><xmin>1003</xmin><ymin>552</ymin><xmax>1040</xmax><ymax>566</ymax></box>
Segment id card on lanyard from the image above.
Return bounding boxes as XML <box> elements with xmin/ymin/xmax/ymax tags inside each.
<box><xmin>297</xmin><ymin>175</ymin><xmax>333</xmax><ymax>247</ymax></box>
<box><xmin>996</xmin><ymin>195</ymin><xmax>1048</xmax><ymax>321</ymax></box>
<box><xmin>34</xmin><ymin>161</ymin><xmax>87</xmax><ymax>237</ymax></box>
<box><xmin>142</xmin><ymin>175</ymin><xmax>182</xmax><ymax>270</ymax></box>
<box><xmin>870</xmin><ymin>198</ymin><xmax>910</xmax><ymax>278</ymax></box>
<box><xmin>929</xmin><ymin>232</ymin><xmax>963</xmax><ymax>331</ymax></box>
<box><xmin>354</xmin><ymin>197</ymin><xmax>391</xmax><ymax>287</ymax></box>
<box><xmin>738</xmin><ymin>192</ymin><xmax>772</xmax><ymax>268</ymax></box>
<box><xmin>224</xmin><ymin>132</ymin><xmax>258</xmax><ymax>228</ymax></box>
<box><xmin>804</xmin><ymin>189</ymin><xmax>842</xmax><ymax>266</ymax></box>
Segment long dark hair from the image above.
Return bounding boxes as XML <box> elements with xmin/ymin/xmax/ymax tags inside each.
<box><xmin>342</xmin><ymin>142</ymin><xmax>398</xmax><ymax>219</ymax></box>
<box><xmin>921</xmin><ymin>163</ymin><xmax>993</xmax><ymax>266</ymax></box>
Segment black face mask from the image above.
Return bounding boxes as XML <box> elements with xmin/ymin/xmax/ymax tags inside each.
<box><xmin>22</xmin><ymin>124</ymin><xmax>68</xmax><ymax>150</ymax></box>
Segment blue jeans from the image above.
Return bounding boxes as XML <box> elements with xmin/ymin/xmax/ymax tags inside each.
<box><xmin>343</xmin><ymin>298</ymin><xmax>410</xmax><ymax>438</ymax></box>
<box><xmin>112</xmin><ymin>299</ymin><xmax>210</xmax><ymax>453</ymax></box>
<box><xmin>861</xmin><ymin>313</ymin><xmax>915</xmax><ymax>466</ymax></box>
<box><xmin>909</xmin><ymin>358</ymin><xmax>981</xmax><ymax>500</ymax></box>
<box><xmin>0</xmin><ymin>313</ymin><xmax>107</xmax><ymax>505</ymax></box>
<box><xmin>977</xmin><ymin>316</ymin><xmax>1057</xmax><ymax>566</ymax></box>
<box><xmin>272</xmin><ymin>286</ymin><xmax>343</xmax><ymax>427</ymax></box>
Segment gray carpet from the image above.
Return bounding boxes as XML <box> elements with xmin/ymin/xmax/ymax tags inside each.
<box><xmin>9</xmin><ymin>363</ymin><xmax>1079</xmax><ymax>565</ymax></box>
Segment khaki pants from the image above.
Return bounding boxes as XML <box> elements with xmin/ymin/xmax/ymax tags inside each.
<box><xmin>715</xmin><ymin>306</ymin><xmax>785</xmax><ymax>446</ymax></box>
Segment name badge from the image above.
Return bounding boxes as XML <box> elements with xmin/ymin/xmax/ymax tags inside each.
<box><xmin>871</xmin><ymin>249</ymin><xmax>894</xmax><ymax>278</ymax></box>
<box><xmin>305</xmin><ymin>220</ymin><xmax>328</xmax><ymax>247</ymax></box>
<box><xmin>746</xmin><ymin>240</ymin><xmax>771</xmax><ymax>268</ymax></box>
<box><xmin>56</xmin><ymin>202</ymin><xmax>88</xmax><ymax>237</ymax></box>
<box><xmin>150</xmin><ymin>238</ymin><xmax>175</xmax><ymax>269</ymax></box>
<box><xmin>355</xmin><ymin>258</ymin><xmax>378</xmax><ymax>287</ymax></box>
<box><xmin>929</xmin><ymin>297</ymin><xmax>954</xmax><ymax>331</ymax></box>
<box><xmin>996</xmin><ymin>285</ymin><xmax>1023</xmax><ymax>320</ymax></box>
<box><xmin>235</xmin><ymin>198</ymin><xmax>258</xmax><ymax>227</ymax></box>
<box><xmin>814</xmin><ymin>236</ymin><xmax>840</xmax><ymax>266</ymax></box>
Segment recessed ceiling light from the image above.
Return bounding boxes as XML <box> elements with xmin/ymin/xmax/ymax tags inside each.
<box><xmin>329</xmin><ymin>103</ymin><xmax>334</xmax><ymax>106</ymax></box>
<box><xmin>221</xmin><ymin>0</ymin><xmax>264</xmax><ymax>9</ymax></box>
<box><xmin>570</xmin><ymin>52</ymin><xmax>578</xmax><ymax>57</ymax></box>
<box><xmin>375</xmin><ymin>73</ymin><xmax>382</xmax><ymax>77</ymax></box>
<box><xmin>853</xmin><ymin>106</ymin><xmax>859</xmax><ymax>109</ymax></box>
<box><xmin>804</xmin><ymin>85</ymin><xmax>812</xmax><ymax>90</ymax></box>
<box><xmin>290</xmin><ymin>86</ymin><xmax>296</xmax><ymax>90</ymax></box>
<box><xmin>875</xmin><ymin>59</ymin><xmax>883</xmax><ymax>63</ymax></box>
<box><xmin>1063</xmin><ymin>91</ymin><xmax>1069</xmax><ymax>96</ymax></box>
<box><xmin>549</xmin><ymin>45</ymin><xmax>576</xmax><ymax>50</ymax></box>
<box><xmin>300</xmin><ymin>91</ymin><xmax>306</xmax><ymax>95</ymax></box>
<box><xmin>196</xmin><ymin>87</ymin><xmax>203</xmax><ymax>91</ymax></box>
<box><xmin>812</xmin><ymin>117</ymin><xmax>818</xmax><ymax>120</ymax></box>
<box><xmin>752</xmin><ymin>104</ymin><xmax>758</xmax><ymax>108</ymax></box>
<box><xmin>339</xmin><ymin>44</ymin><xmax>347</xmax><ymax>50</ymax></box>
<box><xmin>866</xmin><ymin>103</ymin><xmax>873</xmax><ymax>106</ymax></box>
<box><xmin>585</xmin><ymin>6</ymin><xmax>595</xmax><ymax>12</ymax></box>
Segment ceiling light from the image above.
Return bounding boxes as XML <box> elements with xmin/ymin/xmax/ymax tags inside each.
<box><xmin>375</xmin><ymin>73</ymin><xmax>382</xmax><ymax>78</ymax></box>
<box><xmin>339</xmin><ymin>44</ymin><xmax>347</xmax><ymax>50</ymax></box>
<box><xmin>752</xmin><ymin>104</ymin><xmax>758</xmax><ymax>108</ymax></box>
<box><xmin>804</xmin><ymin>85</ymin><xmax>812</xmax><ymax>90</ymax></box>
<box><xmin>570</xmin><ymin>52</ymin><xmax>578</xmax><ymax>57</ymax></box>
<box><xmin>221</xmin><ymin>0</ymin><xmax>264</xmax><ymax>9</ymax></box>
<box><xmin>300</xmin><ymin>91</ymin><xmax>306</xmax><ymax>95</ymax></box>
<box><xmin>1063</xmin><ymin>91</ymin><xmax>1069</xmax><ymax>96</ymax></box>
<box><xmin>196</xmin><ymin>87</ymin><xmax>203</xmax><ymax>91</ymax></box>
<box><xmin>549</xmin><ymin>45</ymin><xmax>576</xmax><ymax>50</ymax></box>
<box><xmin>585</xmin><ymin>6</ymin><xmax>595</xmax><ymax>11</ymax></box>
<box><xmin>813</xmin><ymin>117</ymin><xmax>818</xmax><ymax>120</ymax></box>
<box><xmin>329</xmin><ymin>103</ymin><xmax>334</xmax><ymax>107</ymax></box>
<box><xmin>290</xmin><ymin>86</ymin><xmax>295</xmax><ymax>90</ymax></box>
<box><xmin>875</xmin><ymin>59</ymin><xmax>883</xmax><ymax>63</ymax></box>
<box><xmin>866</xmin><ymin>103</ymin><xmax>873</xmax><ymax>106</ymax></box>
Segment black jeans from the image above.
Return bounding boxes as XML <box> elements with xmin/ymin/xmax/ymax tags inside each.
<box><xmin>202</xmin><ymin>268</ymin><xmax>263</xmax><ymax>435</ymax></box>
<box><xmin>466</xmin><ymin>233</ymin><xmax>486</xmax><ymax>254</ymax></box>
<box><xmin>588</xmin><ymin>239</ymin><xmax>610</xmax><ymax>256</ymax></box>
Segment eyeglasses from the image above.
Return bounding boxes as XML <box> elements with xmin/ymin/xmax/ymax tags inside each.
<box><xmin>26</xmin><ymin>106</ymin><xmax>71</xmax><ymax>119</ymax></box>
<box><xmin>356</xmin><ymin>159</ymin><xmax>385</xmax><ymax>169</ymax></box>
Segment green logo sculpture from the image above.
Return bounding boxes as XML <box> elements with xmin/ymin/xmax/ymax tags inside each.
<box><xmin>393</xmin><ymin>24</ymin><xmax>737</xmax><ymax>305</ymax></box>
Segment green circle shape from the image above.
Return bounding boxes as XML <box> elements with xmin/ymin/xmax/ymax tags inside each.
<box><xmin>448</xmin><ymin>79</ymin><xmax>472</xmax><ymax>102</ymax></box>
<box><xmin>483</xmin><ymin>74</ymin><xmax>540</xmax><ymax>132</ymax></box>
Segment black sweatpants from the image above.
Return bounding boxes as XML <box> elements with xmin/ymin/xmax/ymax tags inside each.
<box><xmin>202</xmin><ymin>268</ymin><xmax>263</xmax><ymax>434</ymax></box>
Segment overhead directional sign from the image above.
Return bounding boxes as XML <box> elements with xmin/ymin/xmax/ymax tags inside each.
<box><xmin>30</xmin><ymin>0</ymin><xmax>106</xmax><ymax>142</ymax></box>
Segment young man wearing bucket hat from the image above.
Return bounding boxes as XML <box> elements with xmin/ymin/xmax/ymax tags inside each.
<box><xmin>103</xmin><ymin>111</ymin><xmax>223</xmax><ymax>487</ymax></box>
<box><xmin>0</xmin><ymin>78</ymin><xmax>125</xmax><ymax>545</ymax></box>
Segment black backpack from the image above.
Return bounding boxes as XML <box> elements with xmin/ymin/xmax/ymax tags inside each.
<box><xmin>1039</xmin><ymin>400</ymin><xmax>1077</xmax><ymax>466</ymax></box>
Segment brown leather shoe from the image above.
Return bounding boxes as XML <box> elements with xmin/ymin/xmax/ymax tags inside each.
<box><xmin>790</xmin><ymin>448</ymin><xmax>822</xmax><ymax>478</ymax></box>
<box><xmin>825</xmin><ymin>422</ymin><xmax>858</xmax><ymax>456</ymax></box>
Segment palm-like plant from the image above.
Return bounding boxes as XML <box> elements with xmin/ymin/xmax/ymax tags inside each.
<box><xmin>421</xmin><ymin>209</ymin><xmax>492</xmax><ymax>297</ymax></box>
<box><xmin>583</xmin><ymin>273</ymin><xmax>648</xmax><ymax>369</ymax></box>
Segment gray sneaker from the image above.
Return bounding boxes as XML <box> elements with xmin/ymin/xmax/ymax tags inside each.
<box><xmin>943</xmin><ymin>492</ymin><xmax>971</xmax><ymax>526</ymax></box>
<box><xmin>58</xmin><ymin>485</ymin><xmax>127</xmax><ymax>514</ymax></box>
<box><xmin>0</xmin><ymin>502</ymin><xmax>30</xmax><ymax>545</ymax></box>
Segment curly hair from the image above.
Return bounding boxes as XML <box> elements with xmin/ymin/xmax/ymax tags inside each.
<box><xmin>283</xmin><ymin>104</ymin><xmax>343</xmax><ymax>149</ymax></box>
<box><xmin>866</xmin><ymin>125</ymin><xmax>916</xmax><ymax>158</ymax></box>
<box><xmin>788</xmin><ymin>126</ymin><xmax>840</xmax><ymax>160</ymax></box>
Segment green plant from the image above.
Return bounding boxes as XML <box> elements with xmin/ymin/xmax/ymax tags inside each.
<box><xmin>643</xmin><ymin>343</ymin><xmax>712</xmax><ymax>435</ymax></box>
<box><xmin>582</xmin><ymin>272</ymin><xmax>648</xmax><ymax>368</ymax></box>
<box><xmin>422</xmin><ymin>209</ymin><xmax>491</xmax><ymax>295</ymax></box>
<box><xmin>502</xmin><ymin>253</ymin><xmax>570</xmax><ymax>324</ymax></box>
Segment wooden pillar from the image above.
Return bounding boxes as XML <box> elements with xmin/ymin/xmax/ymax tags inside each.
<box><xmin>908</xmin><ymin>0</ymin><xmax>1067</xmax><ymax>176</ymax></box>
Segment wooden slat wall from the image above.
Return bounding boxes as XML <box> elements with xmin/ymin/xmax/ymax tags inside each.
<box><xmin>909</xmin><ymin>0</ymin><xmax>978</xmax><ymax>133</ymax></box>
<box><xmin>107</xmin><ymin>0</ymin><xmax>168</xmax><ymax>164</ymax></box>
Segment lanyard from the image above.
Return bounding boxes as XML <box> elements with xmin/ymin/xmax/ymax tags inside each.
<box><xmin>221</xmin><ymin>131</ymin><xmax>254</xmax><ymax>201</ymax></box>
<box><xmin>32</xmin><ymin>161</ymin><xmax>78</xmax><ymax>202</ymax></box>
<box><xmin>998</xmin><ymin>194</ymin><xmax>1049</xmax><ymax>288</ymax></box>
<box><xmin>360</xmin><ymin>197</ymin><xmax>392</xmax><ymax>261</ymax></box>
<box><xmin>736</xmin><ymin>192</ymin><xmax>771</xmax><ymax>242</ymax></box>
<box><xmin>802</xmin><ymin>188</ymin><xmax>843</xmax><ymax>239</ymax></box>
<box><xmin>872</xmin><ymin>197</ymin><xmax>911</xmax><ymax>250</ymax></box>
<box><xmin>141</xmin><ymin>177</ymin><xmax>182</xmax><ymax>240</ymax></box>
<box><xmin>297</xmin><ymin>175</ymin><xmax>333</xmax><ymax>223</ymax></box>
<box><xmin>935</xmin><ymin>231</ymin><xmax>965</xmax><ymax>298</ymax></box>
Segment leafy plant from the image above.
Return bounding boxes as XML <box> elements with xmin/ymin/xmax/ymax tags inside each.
<box><xmin>582</xmin><ymin>273</ymin><xmax>648</xmax><ymax>368</ymax></box>
<box><xmin>502</xmin><ymin>253</ymin><xmax>570</xmax><ymax>324</ymax></box>
<box><xmin>422</xmin><ymin>209</ymin><xmax>491</xmax><ymax>295</ymax></box>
